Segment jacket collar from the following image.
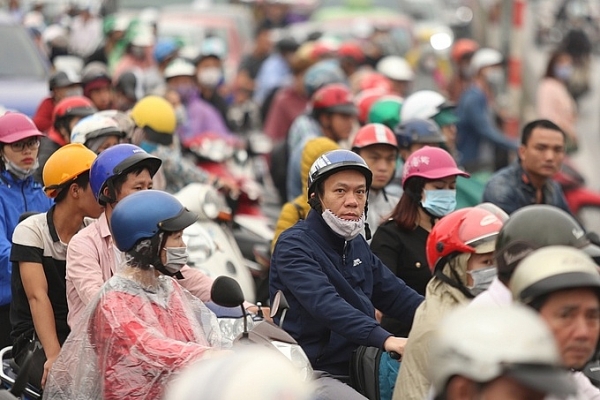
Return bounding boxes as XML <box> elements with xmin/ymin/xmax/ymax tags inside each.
<box><xmin>306</xmin><ymin>209</ymin><xmax>348</xmax><ymax>254</ymax></box>
<box><xmin>0</xmin><ymin>169</ymin><xmax>38</xmax><ymax>187</ymax></box>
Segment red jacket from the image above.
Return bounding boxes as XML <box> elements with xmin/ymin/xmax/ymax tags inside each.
<box><xmin>32</xmin><ymin>97</ymin><xmax>55</xmax><ymax>133</ymax></box>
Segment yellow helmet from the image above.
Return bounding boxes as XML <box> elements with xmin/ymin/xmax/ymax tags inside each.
<box><xmin>130</xmin><ymin>95</ymin><xmax>176</xmax><ymax>144</ymax></box>
<box><xmin>43</xmin><ymin>143</ymin><xmax>97</xmax><ymax>198</ymax></box>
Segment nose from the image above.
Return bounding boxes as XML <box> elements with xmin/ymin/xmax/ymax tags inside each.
<box><xmin>572</xmin><ymin>316</ymin><xmax>598</xmax><ymax>342</ymax></box>
<box><xmin>344</xmin><ymin>192</ymin><xmax>359</xmax><ymax>207</ymax></box>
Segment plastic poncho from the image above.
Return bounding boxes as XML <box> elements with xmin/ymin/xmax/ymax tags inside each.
<box><xmin>43</xmin><ymin>263</ymin><xmax>228</xmax><ymax>400</ymax></box>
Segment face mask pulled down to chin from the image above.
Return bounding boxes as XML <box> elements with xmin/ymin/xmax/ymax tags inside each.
<box><xmin>322</xmin><ymin>209</ymin><xmax>365</xmax><ymax>241</ymax></box>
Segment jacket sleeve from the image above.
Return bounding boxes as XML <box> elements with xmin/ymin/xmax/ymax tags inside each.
<box><xmin>271</xmin><ymin>201</ymin><xmax>303</xmax><ymax>253</ymax></box>
<box><xmin>482</xmin><ymin>176</ymin><xmax>519</xmax><ymax>215</ymax></box>
<box><xmin>0</xmin><ymin>203</ymin><xmax>11</xmax><ymax>305</ymax></box>
<box><xmin>66</xmin><ymin>232</ymin><xmax>106</xmax><ymax>307</ymax></box>
<box><xmin>370</xmin><ymin>223</ymin><xmax>403</xmax><ymax>277</ymax></box>
<box><xmin>177</xmin><ymin>266</ymin><xmax>213</xmax><ymax>302</ymax></box>
<box><xmin>273</xmin><ymin>235</ymin><xmax>392</xmax><ymax>349</ymax></box>
<box><xmin>369</xmin><ymin>251</ymin><xmax>423</xmax><ymax>327</ymax></box>
<box><xmin>462</xmin><ymin>91</ymin><xmax>519</xmax><ymax>151</ymax></box>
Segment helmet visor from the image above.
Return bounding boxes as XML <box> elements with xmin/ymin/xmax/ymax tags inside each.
<box><xmin>504</xmin><ymin>363</ymin><xmax>576</xmax><ymax>398</ymax></box>
<box><xmin>158</xmin><ymin>208</ymin><xmax>198</xmax><ymax>232</ymax></box>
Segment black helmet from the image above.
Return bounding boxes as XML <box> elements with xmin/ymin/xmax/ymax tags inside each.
<box><xmin>494</xmin><ymin>205</ymin><xmax>600</xmax><ymax>283</ymax></box>
<box><xmin>49</xmin><ymin>70</ymin><xmax>80</xmax><ymax>90</ymax></box>
<box><xmin>115</xmin><ymin>71</ymin><xmax>138</xmax><ymax>101</ymax></box>
<box><xmin>394</xmin><ymin>118</ymin><xmax>446</xmax><ymax>149</ymax></box>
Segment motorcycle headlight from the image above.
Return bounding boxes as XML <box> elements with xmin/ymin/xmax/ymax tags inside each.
<box><xmin>430</xmin><ymin>31</ymin><xmax>452</xmax><ymax>51</ymax></box>
<box><xmin>183</xmin><ymin>225</ymin><xmax>216</xmax><ymax>262</ymax></box>
<box><xmin>271</xmin><ymin>341</ymin><xmax>313</xmax><ymax>381</ymax></box>
<box><xmin>202</xmin><ymin>187</ymin><xmax>225</xmax><ymax>220</ymax></box>
<box><xmin>218</xmin><ymin>316</ymin><xmax>255</xmax><ymax>342</ymax></box>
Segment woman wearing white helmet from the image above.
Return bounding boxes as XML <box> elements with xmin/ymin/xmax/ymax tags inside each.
<box><xmin>70</xmin><ymin>114</ymin><xmax>126</xmax><ymax>154</ymax></box>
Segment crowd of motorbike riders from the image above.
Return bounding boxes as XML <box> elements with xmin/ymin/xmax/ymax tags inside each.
<box><xmin>0</xmin><ymin>1</ymin><xmax>599</xmax><ymax>400</ymax></box>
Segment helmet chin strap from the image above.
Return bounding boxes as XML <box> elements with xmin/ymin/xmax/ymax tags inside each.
<box><xmin>129</xmin><ymin>233</ymin><xmax>184</xmax><ymax>279</ymax></box>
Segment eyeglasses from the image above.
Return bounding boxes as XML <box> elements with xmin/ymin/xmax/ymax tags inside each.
<box><xmin>10</xmin><ymin>138</ymin><xmax>41</xmax><ymax>152</ymax></box>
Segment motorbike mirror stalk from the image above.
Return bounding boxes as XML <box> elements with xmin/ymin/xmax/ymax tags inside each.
<box><xmin>211</xmin><ymin>276</ymin><xmax>249</xmax><ymax>339</ymax></box>
<box><xmin>270</xmin><ymin>291</ymin><xmax>290</xmax><ymax>328</ymax></box>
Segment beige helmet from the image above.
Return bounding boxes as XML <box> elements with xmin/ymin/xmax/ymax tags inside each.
<box><xmin>429</xmin><ymin>304</ymin><xmax>575</xmax><ymax>397</ymax></box>
<box><xmin>510</xmin><ymin>245</ymin><xmax>600</xmax><ymax>306</ymax></box>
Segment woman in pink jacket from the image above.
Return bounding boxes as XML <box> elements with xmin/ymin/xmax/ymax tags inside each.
<box><xmin>536</xmin><ymin>50</ymin><xmax>578</xmax><ymax>152</ymax></box>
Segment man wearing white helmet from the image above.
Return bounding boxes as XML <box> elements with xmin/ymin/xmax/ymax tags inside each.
<box><xmin>511</xmin><ymin>246</ymin><xmax>600</xmax><ymax>399</ymax></box>
<box><xmin>427</xmin><ymin>304</ymin><xmax>576</xmax><ymax>400</ymax></box>
<box><xmin>376</xmin><ymin>56</ymin><xmax>414</xmax><ymax>98</ymax></box>
<box><xmin>455</xmin><ymin>48</ymin><xmax>518</xmax><ymax>172</ymax></box>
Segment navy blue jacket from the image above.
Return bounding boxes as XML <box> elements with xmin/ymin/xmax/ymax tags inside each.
<box><xmin>0</xmin><ymin>170</ymin><xmax>53</xmax><ymax>306</ymax></box>
<box><xmin>270</xmin><ymin>210</ymin><xmax>423</xmax><ymax>376</ymax></box>
<box><xmin>482</xmin><ymin>162</ymin><xmax>571</xmax><ymax>215</ymax></box>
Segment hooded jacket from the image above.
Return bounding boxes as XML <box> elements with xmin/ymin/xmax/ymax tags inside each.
<box><xmin>393</xmin><ymin>253</ymin><xmax>473</xmax><ymax>400</ymax></box>
<box><xmin>0</xmin><ymin>170</ymin><xmax>53</xmax><ymax>306</ymax></box>
<box><xmin>271</xmin><ymin>137</ymin><xmax>339</xmax><ymax>252</ymax></box>
<box><xmin>270</xmin><ymin>210</ymin><xmax>423</xmax><ymax>376</ymax></box>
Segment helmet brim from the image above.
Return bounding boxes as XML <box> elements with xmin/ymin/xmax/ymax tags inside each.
<box><xmin>409</xmin><ymin>167</ymin><xmax>470</xmax><ymax>183</ymax></box>
<box><xmin>519</xmin><ymin>271</ymin><xmax>600</xmax><ymax>304</ymax></box>
<box><xmin>328</xmin><ymin>104</ymin><xmax>358</xmax><ymax>116</ymax></box>
<box><xmin>505</xmin><ymin>364</ymin><xmax>576</xmax><ymax>398</ymax></box>
<box><xmin>113</xmin><ymin>152</ymin><xmax>162</xmax><ymax>178</ymax></box>
<box><xmin>1</xmin><ymin>129</ymin><xmax>43</xmax><ymax>144</ymax></box>
<box><xmin>158</xmin><ymin>208</ymin><xmax>198</xmax><ymax>232</ymax></box>
<box><xmin>581</xmin><ymin>241</ymin><xmax>600</xmax><ymax>258</ymax></box>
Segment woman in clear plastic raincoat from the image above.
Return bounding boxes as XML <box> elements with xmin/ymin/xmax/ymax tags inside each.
<box><xmin>43</xmin><ymin>190</ymin><xmax>229</xmax><ymax>400</ymax></box>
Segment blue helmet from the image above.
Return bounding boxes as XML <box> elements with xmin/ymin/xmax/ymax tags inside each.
<box><xmin>111</xmin><ymin>190</ymin><xmax>198</xmax><ymax>252</ymax></box>
<box><xmin>307</xmin><ymin>149</ymin><xmax>372</xmax><ymax>198</ymax></box>
<box><xmin>89</xmin><ymin>143</ymin><xmax>162</xmax><ymax>205</ymax></box>
<box><xmin>394</xmin><ymin>118</ymin><xmax>446</xmax><ymax>149</ymax></box>
<box><xmin>303</xmin><ymin>60</ymin><xmax>346</xmax><ymax>98</ymax></box>
<box><xmin>153</xmin><ymin>38</ymin><xmax>179</xmax><ymax>63</ymax></box>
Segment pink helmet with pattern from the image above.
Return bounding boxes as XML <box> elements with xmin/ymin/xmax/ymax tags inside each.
<box><xmin>402</xmin><ymin>146</ymin><xmax>469</xmax><ymax>188</ymax></box>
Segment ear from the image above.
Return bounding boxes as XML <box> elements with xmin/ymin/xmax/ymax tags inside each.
<box><xmin>518</xmin><ymin>144</ymin><xmax>526</xmax><ymax>161</ymax></box>
<box><xmin>445</xmin><ymin>375</ymin><xmax>480</xmax><ymax>399</ymax></box>
<box><xmin>69</xmin><ymin>182</ymin><xmax>81</xmax><ymax>199</ymax></box>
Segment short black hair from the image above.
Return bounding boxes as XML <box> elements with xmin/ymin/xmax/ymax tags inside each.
<box><xmin>54</xmin><ymin>171</ymin><xmax>91</xmax><ymax>204</ymax></box>
<box><xmin>520</xmin><ymin>119</ymin><xmax>566</xmax><ymax>146</ymax></box>
<box><xmin>111</xmin><ymin>164</ymin><xmax>153</xmax><ymax>197</ymax></box>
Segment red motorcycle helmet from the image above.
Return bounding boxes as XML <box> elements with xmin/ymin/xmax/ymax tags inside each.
<box><xmin>311</xmin><ymin>83</ymin><xmax>357</xmax><ymax>115</ymax></box>
<box><xmin>451</xmin><ymin>38</ymin><xmax>479</xmax><ymax>64</ymax></box>
<box><xmin>337</xmin><ymin>41</ymin><xmax>365</xmax><ymax>63</ymax></box>
<box><xmin>53</xmin><ymin>96</ymin><xmax>97</xmax><ymax>123</ymax></box>
<box><xmin>352</xmin><ymin>123</ymin><xmax>397</xmax><ymax>151</ymax></box>
<box><xmin>355</xmin><ymin>88</ymin><xmax>388</xmax><ymax>125</ymax></box>
<box><xmin>426</xmin><ymin>206</ymin><xmax>504</xmax><ymax>273</ymax></box>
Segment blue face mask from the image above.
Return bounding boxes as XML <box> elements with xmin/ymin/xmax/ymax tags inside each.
<box><xmin>421</xmin><ymin>189</ymin><xmax>457</xmax><ymax>217</ymax></box>
<box><xmin>554</xmin><ymin>64</ymin><xmax>573</xmax><ymax>81</ymax></box>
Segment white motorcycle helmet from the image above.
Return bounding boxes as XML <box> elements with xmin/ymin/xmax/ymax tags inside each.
<box><xmin>430</xmin><ymin>305</ymin><xmax>576</xmax><ymax>398</ymax></box>
<box><xmin>164</xmin><ymin>58</ymin><xmax>196</xmax><ymax>80</ymax></box>
<box><xmin>70</xmin><ymin>114</ymin><xmax>125</xmax><ymax>152</ymax></box>
<box><xmin>165</xmin><ymin>347</ymin><xmax>315</xmax><ymax>400</ymax></box>
<box><xmin>469</xmin><ymin>47</ymin><xmax>503</xmax><ymax>76</ymax></box>
<box><xmin>376</xmin><ymin>56</ymin><xmax>414</xmax><ymax>82</ymax></box>
<box><xmin>510</xmin><ymin>245</ymin><xmax>600</xmax><ymax>306</ymax></box>
<box><xmin>400</xmin><ymin>90</ymin><xmax>450</xmax><ymax>122</ymax></box>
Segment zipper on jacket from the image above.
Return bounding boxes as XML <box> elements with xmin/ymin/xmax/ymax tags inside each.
<box><xmin>342</xmin><ymin>241</ymin><xmax>347</xmax><ymax>264</ymax></box>
<box><xmin>20</xmin><ymin>181</ymin><xmax>29</xmax><ymax>211</ymax></box>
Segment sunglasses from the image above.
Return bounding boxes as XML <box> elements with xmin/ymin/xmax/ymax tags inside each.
<box><xmin>10</xmin><ymin>138</ymin><xmax>41</xmax><ymax>152</ymax></box>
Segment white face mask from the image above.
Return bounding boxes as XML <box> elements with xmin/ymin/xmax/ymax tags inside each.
<box><xmin>163</xmin><ymin>246</ymin><xmax>189</xmax><ymax>274</ymax></box>
<box><xmin>4</xmin><ymin>158</ymin><xmax>39</xmax><ymax>180</ymax></box>
<box><xmin>467</xmin><ymin>266</ymin><xmax>497</xmax><ymax>296</ymax></box>
<box><xmin>197</xmin><ymin>67</ymin><xmax>222</xmax><ymax>89</ymax></box>
<box><xmin>322</xmin><ymin>209</ymin><xmax>365</xmax><ymax>241</ymax></box>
